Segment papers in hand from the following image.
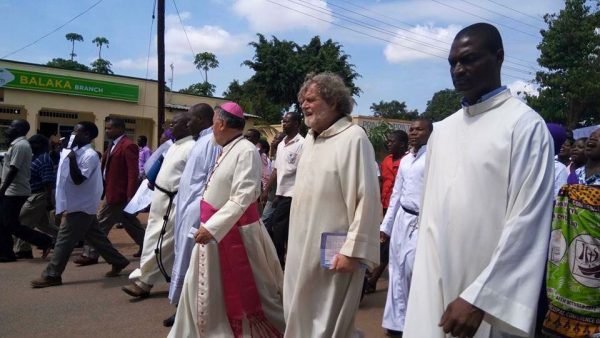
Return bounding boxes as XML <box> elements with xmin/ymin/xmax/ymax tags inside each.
<box><xmin>320</xmin><ymin>232</ymin><xmax>347</xmax><ymax>269</ymax></box>
<box><xmin>124</xmin><ymin>179</ymin><xmax>153</xmax><ymax>214</ymax></box>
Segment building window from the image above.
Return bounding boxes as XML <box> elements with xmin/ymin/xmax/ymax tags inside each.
<box><xmin>0</xmin><ymin>106</ymin><xmax>21</xmax><ymax>115</ymax></box>
<box><xmin>39</xmin><ymin>111</ymin><xmax>79</xmax><ymax>119</ymax></box>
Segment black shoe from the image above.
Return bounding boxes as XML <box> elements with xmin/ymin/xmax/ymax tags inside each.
<box><xmin>385</xmin><ymin>329</ymin><xmax>403</xmax><ymax>337</ymax></box>
<box><xmin>163</xmin><ymin>313</ymin><xmax>176</xmax><ymax>327</ymax></box>
<box><xmin>15</xmin><ymin>251</ymin><xmax>34</xmax><ymax>259</ymax></box>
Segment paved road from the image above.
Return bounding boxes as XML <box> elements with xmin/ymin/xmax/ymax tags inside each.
<box><xmin>0</xmin><ymin>219</ymin><xmax>389</xmax><ymax>338</ymax></box>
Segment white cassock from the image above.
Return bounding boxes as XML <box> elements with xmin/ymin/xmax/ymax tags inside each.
<box><xmin>169</xmin><ymin>135</ymin><xmax>284</xmax><ymax>337</ymax></box>
<box><xmin>129</xmin><ymin>136</ymin><xmax>195</xmax><ymax>286</ymax></box>
<box><xmin>380</xmin><ymin>145</ymin><xmax>427</xmax><ymax>332</ymax></box>
<box><xmin>168</xmin><ymin>128</ymin><xmax>220</xmax><ymax>304</ymax></box>
<box><xmin>403</xmin><ymin>89</ymin><xmax>554</xmax><ymax>338</ymax></box>
<box><xmin>283</xmin><ymin>117</ymin><xmax>381</xmax><ymax>338</ymax></box>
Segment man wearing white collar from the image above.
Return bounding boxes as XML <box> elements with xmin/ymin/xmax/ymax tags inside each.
<box><xmin>169</xmin><ymin>102</ymin><xmax>284</xmax><ymax>337</ymax></box>
<box><xmin>403</xmin><ymin>23</ymin><xmax>554</xmax><ymax>338</ymax></box>
<box><xmin>380</xmin><ymin>118</ymin><xmax>432</xmax><ymax>337</ymax></box>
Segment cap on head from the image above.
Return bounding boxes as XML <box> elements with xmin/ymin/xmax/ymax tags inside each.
<box><xmin>220</xmin><ymin>102</ymin><xmax>244</xmax><ymax>119</ymax></box>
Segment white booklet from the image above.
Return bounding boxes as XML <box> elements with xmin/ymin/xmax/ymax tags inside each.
<box><xmin>320</xmin><ymin>232</ymin><xmax>347</xmax><ymax>269</ymax></box>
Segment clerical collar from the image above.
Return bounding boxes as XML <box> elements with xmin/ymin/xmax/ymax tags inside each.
<box><xmin>461</xmin><ymin>86</ymin><xmax>506</xmax><ymax>107</ymax></box>
<box><xmin>222</xmin><ymin>133</ymin><xmax>243</xmax><ymax>148</ymax></box>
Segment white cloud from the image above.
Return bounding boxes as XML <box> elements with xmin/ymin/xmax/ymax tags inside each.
<box><xmin>232</xmin><ymin>0</ymin><xmax>332</xmax><ymax>33</ymax></box>
<box><xmin>164</xmin><ymin>13</ymin><xmax>246</xmax><ymax>56</ymax></box>
<box><xmin>114</xmin><ymin>13</ymin><xmax>246</xmax><ymax>79</ymax></box>
<box><xmin>384</xmin><ymin>24</ymin><xmax>461</xmax><ymax>63</ymax></box>
<box><xmin>508</xmin><ymin>79</ymin><xmax>539</xmax><ymax>99</ymax></box>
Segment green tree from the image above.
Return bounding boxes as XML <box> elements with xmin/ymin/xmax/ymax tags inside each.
<box><xmin>370</xmin><ymin>100</ymin><xmax>418</xmax><ymax>120</ymax></box>
<box><xmin>234</xmin><ymin>34</ymin><xmax>360</xmax><ymax>123</ymax></box>
<box><xmin>65</xmin><ymin>33</ymin><xmax>84</xmax><ymax>61</ymax></box>
<box><xmin>366</xmin><ymin>122</ymin><xmax>394</xmax><ymax>161</ymax></box>
<box><xmin>90</xmin><ymin>58</ymin><xmax>113</xmax><ymax>74</ymax></box>
<box><xmin>92</xmin><ymin>36</ymin><xmax>109</xmax><ymax>59</ymax></box>
<box><xmin>178</xmin><ymin>82</ymin><xmax>216</xmax><ymax>96</ymax></box>
<box><xmin>423</xmin><ymin>89</ymin><xmax>462</xmax><ymax>122</ymax></box>
<box><xmin>527</xmin><ymin>0</ymin><xmax>600</xmax><ymax>127</ymax></box>
<box><xmin>193</xmin><ymin>52</ymin><xmax>219</xmax><ymax>84</ymax></box>
<box><xmin>46</xmin><ymin>58</ymin><xmax>90</xmax><ymax>71</ymax></box>
<box><xmin>223</xmin><ymin>79</ymin><xmax>283</xmax><ymax>124</ymax></box>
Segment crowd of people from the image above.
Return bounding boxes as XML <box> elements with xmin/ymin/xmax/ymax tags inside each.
<box><xmin>0</xmin><ymin>22</ymin><xmax>599</xmax><ymax>338</ymax></box>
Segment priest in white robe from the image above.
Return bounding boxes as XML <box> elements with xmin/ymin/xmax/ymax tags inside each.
<box><xmin>283</xmin><ymin>73</ymin><xmax>381</xmax><ymax>338</ymax></box>
<box><xmin>165</xmin><ymin>104</ymin><xmax>220</xmax><ymax>325</ymax></box>
<box><xmin>169</xmin><ymin>102</ymin><xmax>284</xmax><ymax>338</ymax></box>
<box><xmin>403</xmin><ymin>23</ymin><xmax>554</xmax><ymax>338</ymax></box>
<box><xmin>122</xmin><ymin>112</ymin><xmax>195</xmax><ymax>298</ymax></box>
<box><xmin>380</xmin><ymin>118</ymin><xmax>431</xmax><ymax>336</ymax></box>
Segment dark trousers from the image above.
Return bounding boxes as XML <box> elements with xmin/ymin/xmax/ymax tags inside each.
<box><xmin>83</xmin><ymin>201</ymin><xmax>145</xmax><ymax>259</ymax></box>
<box><xmin>271</xmin><ymin>196</ymin><xmax>292</xmax><ymax>268</ymax></box>
<box><xmin>0</xmin><ymin>195</ymin><xmax>53</xmax><ymax>259</ymax></box>
<box><xmin>43</xmin><ymin>212</ymin><xmax>129</xmax><ymax>278</ymax></box>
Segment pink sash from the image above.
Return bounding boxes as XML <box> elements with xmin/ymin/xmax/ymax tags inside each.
<box><xmin>200</xmin><ymin>200</ymin><xmax>282</xmax><ymax>338</ymax></box>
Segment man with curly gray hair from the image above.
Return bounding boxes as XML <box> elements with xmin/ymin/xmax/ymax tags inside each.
<box><xmin>283</xmin><ymin>72</ymin><xmax>382</xmax><ymax>337</ymax></box>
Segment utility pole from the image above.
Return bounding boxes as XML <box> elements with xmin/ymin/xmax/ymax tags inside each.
<box><xmin>157</xmin><ymin>0</ymin><xmax>165</xmax><ymax>137</ymax></box>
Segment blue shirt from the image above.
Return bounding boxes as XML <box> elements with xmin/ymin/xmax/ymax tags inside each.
<box><xmin>461</xmin><ymin>86</ymin><xmax>507</xmax><ymax>107</ymax></box>
<box><xmin>575</xmin><ymin>166</ymin><xmax>600</xmax><ymax>186</ymax></box>
<box><xmin>30</xmin><ymin>152</ymin><xmax>55</xmax><ymax>192</ymax></box>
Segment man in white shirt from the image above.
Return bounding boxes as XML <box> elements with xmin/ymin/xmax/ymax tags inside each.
<box><xmin>31</xmin><ymin>121</ymin><xmax>130</xmax><ymax>288</ymax></box>
<box><xmin>261</xmin><ymin>111</ymin><xmax>304</xmax><ymax>267</ymax></box>
<box><xmin>380</xmin><ymin>118</ymin><xmax>432</xmax><ymax>336</ymax></box>
<box><xmin>403</xmin><ymin>23</ymin><xmax>554</xmax><ymax>338</ymax></box>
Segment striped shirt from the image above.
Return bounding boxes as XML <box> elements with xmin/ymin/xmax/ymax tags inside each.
<box><xmin>30</xmin><ymin>152</ymin><xmax>55</xmax><ymax>193</ymax></box>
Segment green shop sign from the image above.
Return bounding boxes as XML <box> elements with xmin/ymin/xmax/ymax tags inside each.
<box><xmin>0</xmin><ymin>67</ymin><xmax>139</xmax><ymax>103</ymax></box>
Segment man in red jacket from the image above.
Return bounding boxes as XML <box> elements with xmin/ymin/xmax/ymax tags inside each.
<box><xmin>74</xmin><ymin>117</ymin><xmax>145</xmax><ymax>265</ymax></box>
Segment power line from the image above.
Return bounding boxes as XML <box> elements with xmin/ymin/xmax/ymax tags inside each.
<box><xmin>1</xmin><ymin>0</ymin><xmax>104</xmax><ymax>59</ymax></box>
<box><xmin>142</xmin><ymin>0</ymin><xmax>158</xmax><ymax>118</ymax></box>
<box><xmin>266</xmin><ymin>0</ymin><xmax>532</xmax><ymax>81</ymax></box>
<box><xmin>458</xmin><ymin>0</ymin><xmax>544</xmax><ymax>30</ymax></box>
<box><xmin>171</xmin><ymin>0</ymin><xmax>204</xmax><ymax>82</ymax></box>
<box><xmin>330</xmin><ymin>0</ymin><xmax>539</xmax><ymax>70</ymax></box>
<box><xmin>429</xmin><ymin>0</ymin><xmax>539</xmax><ymax>38</ymax></box>
<box><xmin>484</xmin><ymin>0</ymin><xmax>547</xmax><ymax>24</ymax></box>
<box><xmin>280</xmin><ymin>0</ymin><xmax>535</xmax><ymax>76</ymax></box>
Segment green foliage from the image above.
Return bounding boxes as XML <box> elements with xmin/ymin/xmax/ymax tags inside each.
<box><xmin>90</xmin><ymin>58</ymin><xmax>113</xmax><ymax>74</ymax></box>
<box><xmin>423</xmin><ymin>89</ymin><xmax>462</xmax><ymax>122</ymax></box>
<box><xmin>232</xmin><ymin>34</ymin><xmax>361</xmax><ymax>123</ymax></box>
<box><xmin>179</xmin><ymin>82</ymin><xmax>216</xmax><ymax>96</ymax></box>
<box><xmin>193</xmin><ymin>52</ymin><xmax>219</xmax><ymax>83</ymax></box>
<box><xmin>366</xmin><ymin>122</ymin><xmax>394</xmax><ymax>160</ymax></box>
<box><xmin>370</xmin><ymin>100</ymin><xmax>418</xmax><ymax>120</ymax></box>
<box><xmin>92</xmin><ymin>36</ymin><xmax>109</xmax><ymax>59</ymax></box>
<box><xmin>46</xmin><ymin>58</ymin><xmax>90</xmax><ymax>71</ymax></box>
<box><xmin>65</xmin><ymin>33</ymin><xmax>84</xmax><ymax>61</ymax></box>
<box><xmin>223</xmin><ymin>80</ymin><xmax>283</xmax><ymax>124</ymax></box>
<box><xmin>528</xmin><ymin>0</ymin><xmax>600</xmax><ymax>127</ymax></box>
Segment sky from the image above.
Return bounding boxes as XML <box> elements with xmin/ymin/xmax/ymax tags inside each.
<box><xmin>0</xmin><ymin>0</ymin><xmax>566</xmax><ymax>115</ymax></box>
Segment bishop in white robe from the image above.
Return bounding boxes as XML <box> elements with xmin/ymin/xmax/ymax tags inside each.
<box><xmin>125</xmin><ymin>133</ymin><xmax>195</xmax><ymax>295</ymax></box>
<box><xmin>168</xmin><ymin>127</ymin><xmax>220</xmax><ymax>304</ymax></box>
<box><xmin>380</xmin><ymin>143</ymin><xmax>428</xmax><ymax>333</ymax></box>
<box><xmin>284</xmin><ymin>116</ymin><xmax>381</xmax><ymax>338</ymax></box>
<box><xmin>403</xmin><ymin>88</ymin><xmax>554</xmax><ymax>338</ymax></box>
<box><xmin>169</xmin><ymin>102</ymin><xmax>284</xmax><ymax>337</ymax></box>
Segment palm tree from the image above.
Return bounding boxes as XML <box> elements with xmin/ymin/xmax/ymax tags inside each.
<box><xmin>65</xmin><ymin>33</ymin><xmax>84</xmax><ymax>61</ymax></box>
<box><xmin>92</xmin><ymin>36</ymin><xmax>109</xmax><ymax>59</ymax></box>
<box><xmin>193</xmin><ymin>52</ymin><xmax>219</xmax><ymax>84</ymax></box>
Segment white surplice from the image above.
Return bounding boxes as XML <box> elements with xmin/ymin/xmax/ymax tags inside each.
<box><xmin>403</xmin><ymin>89</ymin><xmax>554</xmax><ymax>338</ymax></box>
<box><xmin>168</xmin><ymin>128</ymin><xmax>220</xmax><ymax>304</ymax></box>
<box><xmin>380</xmin><ymin>145</ymin><xmax>427</xmax><ymax>332</ymax></box>
<box><xmin>129</xmin><ymin>135</ymin><xmax>195</xmax><ymax>286</ymax></box>
<box><xmin>283</xmin><ymin>117</ymin><xmax>381</xmax><ymax>338</ymax></box>
<box><xmin>169</xmin><ymin>135</ymin><xmax>284</xmax><ymax>337</ymax></box>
